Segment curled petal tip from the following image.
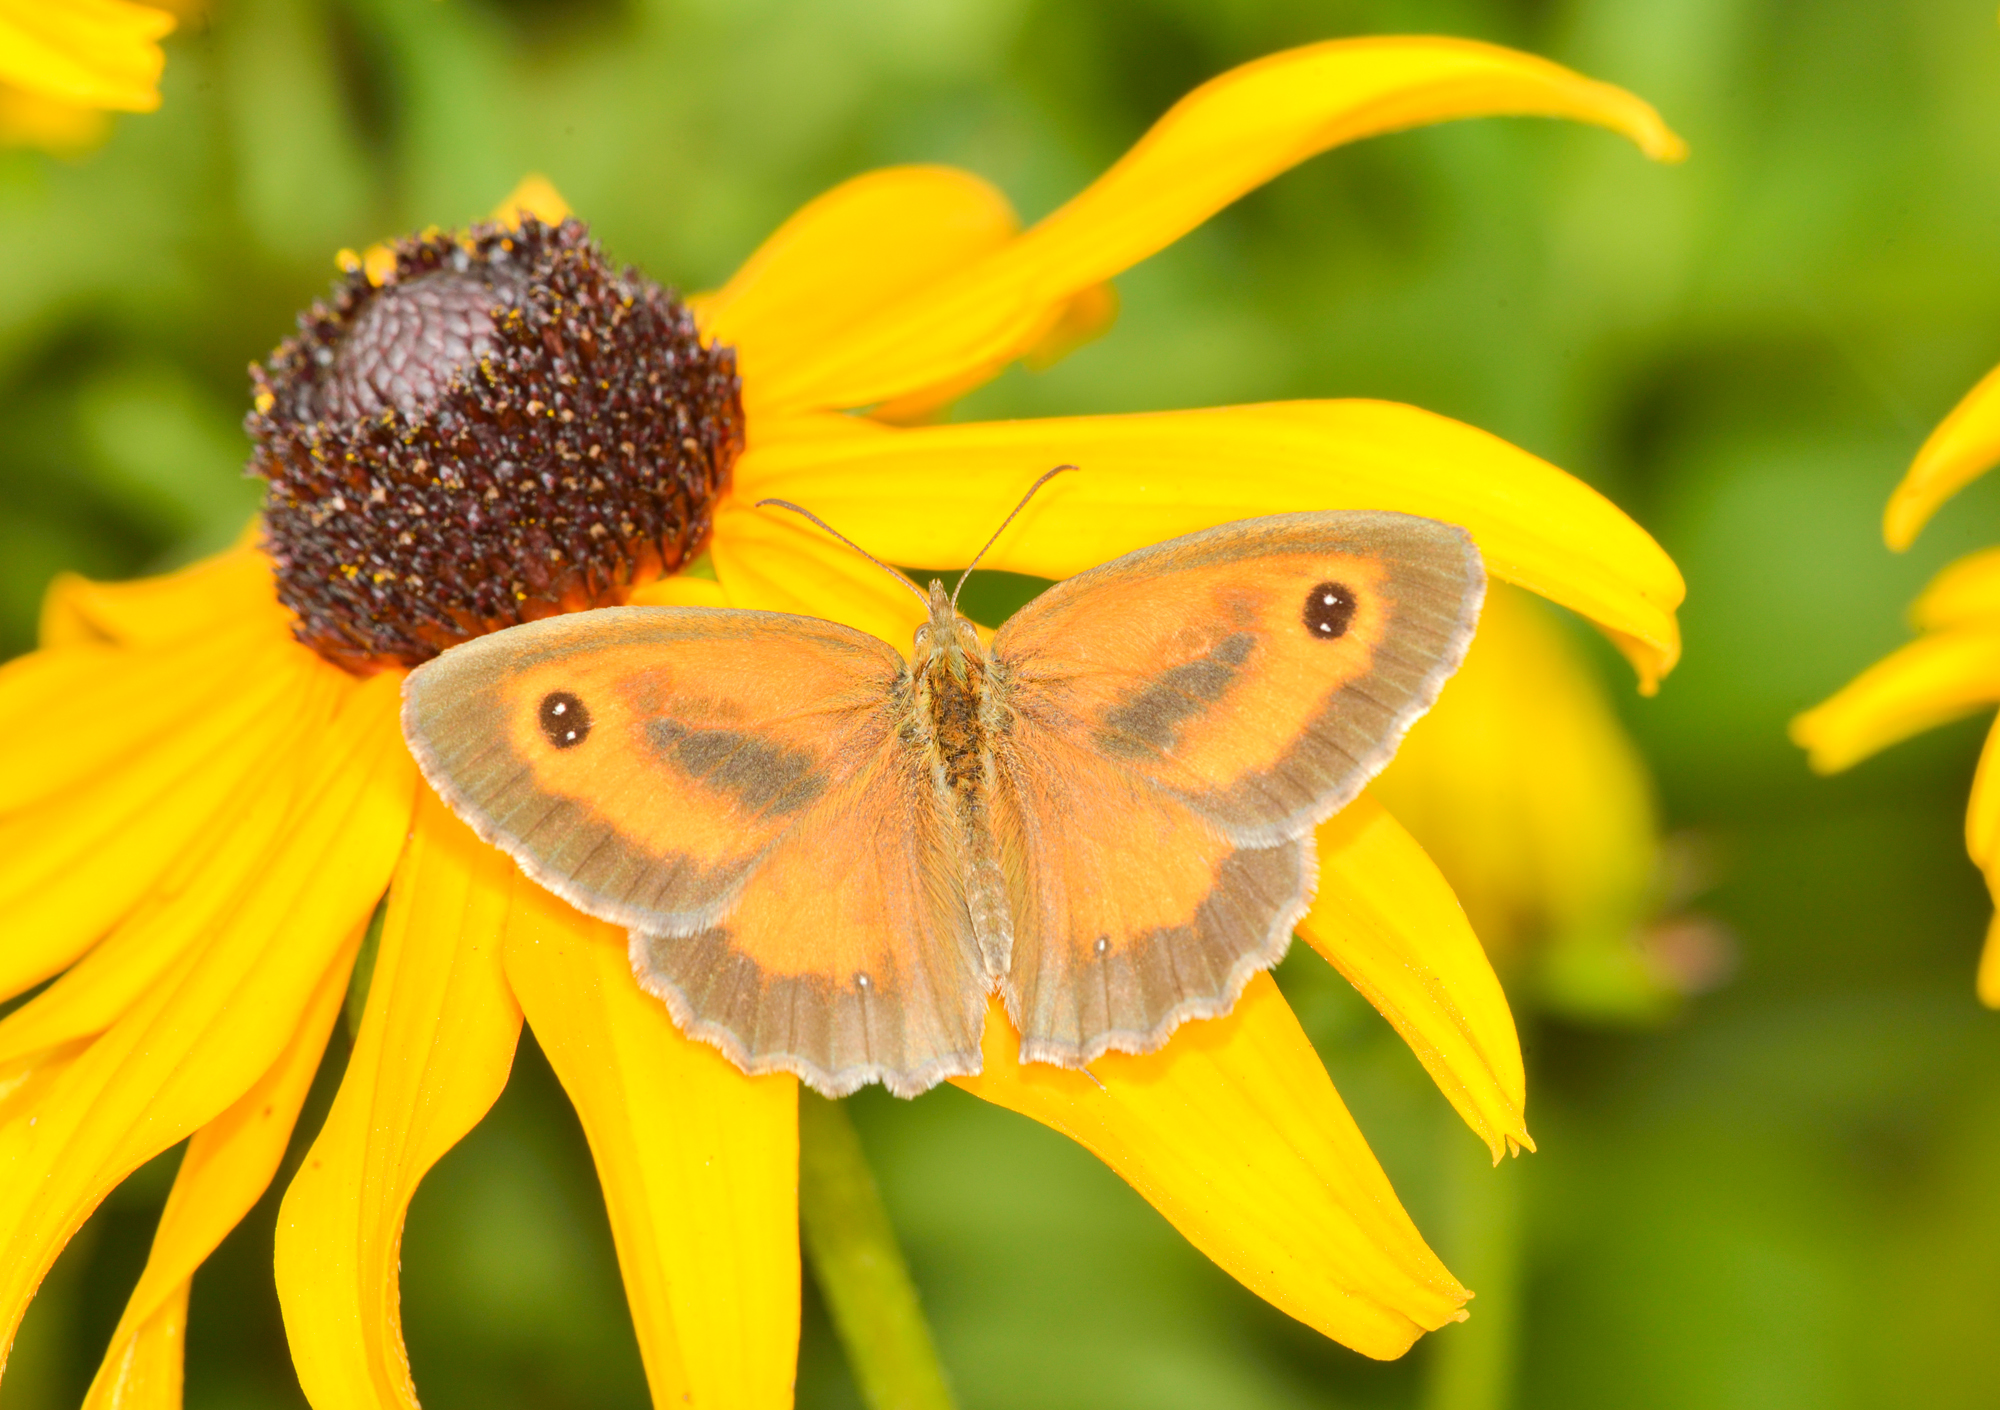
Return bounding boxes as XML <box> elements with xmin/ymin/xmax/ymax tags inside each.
<box><xmin>1882</xmin><ymin>360</ymin><xmax>2000</xmax><ymax>550</ymax></box>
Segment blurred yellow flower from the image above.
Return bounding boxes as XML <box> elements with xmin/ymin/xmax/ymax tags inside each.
<box><xmin>1795</xmin><ymin>362</ymin><xmax>2000</xmax><ymax>1007</ymax></box>
<box><xmin>0</xmin><ymin>0</ymin><xmax>175</xmax><ymax>152</ymax></box>
<box><xmin>0</xmin><ymin>38</ymin><xmax>1685</xmax><ymax>1408</ymax></box>
<box><xmin>1374</xmin><ymin>583</ymin><xmax>1678</xmax><ymax>1017</ymax></box>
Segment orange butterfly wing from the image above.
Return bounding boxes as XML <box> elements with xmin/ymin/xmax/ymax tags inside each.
<box><xmin>402</xmin><ymin>607</ymin><xmax>987</xmax><ymax>1095</ymax></box>
<box><xmin>986</xmin><ymin>511</ymin><xmax>1483</xmax><ymax>1064</ymax></box>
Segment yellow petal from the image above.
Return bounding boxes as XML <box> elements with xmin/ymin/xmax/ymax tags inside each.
<box><xmin>492</xmin><ymin>173</ymin><xmax>572</xmax><ymax>227</ymax></box>
<box><xmin>746</xmin><ymin>37</ymin><xmax>1682</xmax><ymax>418</ymax></box>
<box><xmin>0</xmin><ymin>725</ymin><xmax>309</xmax><ymax>1064</ymax></box>
<box><xmin>736</xmin><ymin>400</ymin><xmax>1683</xmax><ymax>688</ymax></box>
<box><xmin>1370</xmin><ymin>583</ymin><xmax>1658</xmax><ymax>968</ymax></box>
<box><xmin>503</xmin><ymin>883</ymin><xmax>798</xmax><ymax>1410</ymax></box>
<box><xmin>0</xmin><ymin>0</ymin><xmax>175</xmax><ymax>113</ymax></box>
<box><xmin>698</xmin><ymin>165</ymin><xmax>1021</xmax><ymax>392</ymax></box>
<box><xmin>0</xmin><ymin>674</ymin><xmax>413</xmax><ymax>1363</ymax></box>
<box><xmin>39</xmin><ymin>545</ymin><xmax>282</xmax><ymax>650</ymax></box>
<box><xmin>1300</xmin><ymin>793</ymin><xmax>1530</xmax><ymax>1160</ymax></box>
<box><xmin>276</xmin><ymin>791</ymin><xmax>525</xmax><ymax>1410</ymax></box>
<box><xmin>1885</xmin><ymin>360</ymin><xmax>2000</xmax><ymax>550</ymax></box>
<box><xmin>0</xmin><ymin>84</ymin><xmax>109</xmax><ymax>153</ymax></box>
<box><xmin>1791</xmin><ymin>627</ymin><xmax>2000</xmax><ymax>774</ymax></box>
<box><xmin>1912</xmin><ymin>546</ymin><xmax>2000</xmax><ymax>632</ymax></box>
<box><xmin>0</xmin><ymin>638</ymin><xmax>346</xmax><ymax>1005</ymax></box>
<box><xmin>710</xmin><ymin>501</ymin><xmax>929</xmax><ymax>647</ymax></box>
<box><xmin>955</xmin><ymin>975</ymin><xmax>1465</xmax><ymax>1359</ymax></box>
<box><xmin>624</xmin><ymin>574</ymin><xmax>729</xmax><ymax>609</ymax></box>
<box><xmin>1972</xmin><ymin>716</ymin><xmax>2000</xmax><ymax>870</ymax></box>
<box><xmin>1979</xmin><ymin>910</ymin><xmax>2000</xmax><ymax>1010</ymax></box>
<box><xmin>0</xmin><ymin>620</ymin><xmax>311</xmax><ymax>813</ymax></box>
<box><xmin>84</xmin><ymin>932</ymin><xmax>353</xmax><ymax>1410</ymax></box>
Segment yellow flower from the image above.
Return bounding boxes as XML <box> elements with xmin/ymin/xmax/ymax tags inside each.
<box><xmin>0</xmin><ymin>0</ymin><xmax>175</xmax><ymax>152</ymax></box>
<box><xmin>1795</xmin><ymin>360</ymin><xmax>2000</xmax><ymax>1008</ymax></box>
<box><xmin>1373</xmin><ymin>583</ymin><xmax>1673</xmax><ymax>1015</ymax></box>
<box><xmin>0</xmin><ymin>38</ymin><xmax>1686</xmax><ymax>1406</ymax></box>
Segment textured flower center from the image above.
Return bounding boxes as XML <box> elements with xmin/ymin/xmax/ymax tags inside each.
<box><xmin>248</xmin><ymin>218</ymin><xmax>743</xmax><ymax>673</ymax></box>
<box><xmin>323</xmin><ymin>271</ymin><xmax>517</xmax><ymax>421</ymax></box>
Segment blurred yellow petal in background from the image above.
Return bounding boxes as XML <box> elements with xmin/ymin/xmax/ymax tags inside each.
<box><xmin>0</xmin><ymin>0</ymin><xmax>175</xmax><ymax>152</ymax></box>
<box><xmin>1798</xmin><ymin>359</ymin><xmax>2000</xmax><ymax>1007</ymax></box>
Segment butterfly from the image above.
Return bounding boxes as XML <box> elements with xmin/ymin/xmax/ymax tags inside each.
<box><xmin>401</xmin><ymin>472</ymin><xmax>1484</xmax><ymax>1097</ymax></box>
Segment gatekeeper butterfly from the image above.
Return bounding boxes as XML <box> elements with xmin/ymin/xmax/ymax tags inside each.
<box><xmin>402</xmin><ymin>473</ymin><xmax>1484</xmax><ymax>1096</ymax></box>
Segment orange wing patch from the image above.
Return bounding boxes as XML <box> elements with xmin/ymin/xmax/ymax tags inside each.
<box><xmin>987</xmin><ymin>511</ymin><xmax>1480</xmax><ymax>1061</ymax></box>
<box><xmin>404</xmin><ymin>606</ymin><xmax>902</xmax><ymax>934</ymax></box>
<box><xmin>404</xmin><ymin>604</ymin><xmax>988</xmax><ymax>1095</ymax></box>
<box><xmin>995</xmin><ymin>512</ymin><xmax>1482</xmax><ymax>843</ymax></box>
<box><xmin>632</xmin><ymin>735</ymin><xmax>987</xmax><ymax>1096</ymax></box>
<box><xmin>992</xmin><ymin>721</ymin><xmax>1311</xmax><ymax>1066</ymax></box>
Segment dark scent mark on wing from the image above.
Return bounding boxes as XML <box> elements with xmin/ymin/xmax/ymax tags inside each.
<box><xmin>1096</xmin><ymin>631</ymin><xmax>1257</xmax><ymax>758</ymax></box>
<box><xmin>647</xmin><ymin>718</ymin><xmax>828</xmax><ymax>815</ymax></box>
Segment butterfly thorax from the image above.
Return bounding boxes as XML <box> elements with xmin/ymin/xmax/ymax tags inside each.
<box><xmin>912</xmin><ymin>578</ymin><xmax>1013</xmax><ymax>979</ymax></box>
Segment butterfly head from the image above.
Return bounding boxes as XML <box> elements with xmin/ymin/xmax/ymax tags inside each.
<box><xmin>913</xmin><ymin>578</ymin><xmax>985</xmax><ymax>682</ymax></box>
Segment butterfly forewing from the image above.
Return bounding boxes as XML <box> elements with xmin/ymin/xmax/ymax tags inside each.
<box><xmin>402</xmin><ymin>606</ymin><xmax>987</xmax><ymax>1095</ymax></box>
<box><xmin>987</xmin><ymin>511</ymin><xmax>1483</xmax><ymax>1063</ymax></box>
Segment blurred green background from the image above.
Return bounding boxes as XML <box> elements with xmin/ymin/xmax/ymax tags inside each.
<box><xmin>9</xmin><ymin>0</ymin><xmax>2000</xmax><ymax>1407</ymax></box>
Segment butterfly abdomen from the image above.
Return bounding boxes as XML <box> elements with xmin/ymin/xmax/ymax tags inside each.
<box><xmin>914</xmin><ymin>643</ymin><xmax>1013</xmax><ymax>980</ymax></box>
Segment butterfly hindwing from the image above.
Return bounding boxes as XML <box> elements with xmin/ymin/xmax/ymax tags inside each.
<box><xmin>987</xmin><ymin>511</ymin><xmax>1483</xmax><ymax>1061</ymax></box>
<box><xmin>402</xmin><ymin>606</ymin><xmax>987</xmax><ymax>1094</ymax></box>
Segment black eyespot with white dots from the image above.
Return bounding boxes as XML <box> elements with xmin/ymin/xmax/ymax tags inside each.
<box><xmin>539</xmin><ymin>691</ymin><xmax>592</xmax><ymax>749</ymax></box>
<box><xmin>1303</xmin><ymin>581</ymin><xmax>1356</xmax><ymax>640</ymax></box>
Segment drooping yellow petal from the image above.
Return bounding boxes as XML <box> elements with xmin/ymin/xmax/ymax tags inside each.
<box><xmin>1885</xmin><ymin>360</ymin><xmax>2000</xmax><ymax>551</ymax></box>
<box><xmin>746</xmin><ymin>37</ymin><xmax>1682</xmax><ymax>418</ymax></box>
<box><xmin>503</xmin><ymin>883</ymin><xmax>798</xmax><ymax>1410</ymax></box>
<box><xmin>1912</xmin><ymin>546</ymin><xmax>2000</xmax><ymax>631</ymax></box>
<box><xmin>0</xmin><ymin>674</ymin><xmax>412</xmax><ymax>1363</ymax></box>
<box><xmin>39</xmin><ymin>545</ymin><xmax>282</xmax><ymax>650</ymax></box>
<box><xmin>276</xmin><ymin>791</ymin><xmax>524</xmax><ymax>1410</ymax></box>
<box><xmin>1371</xmin><ymin>584</ymin><xmax>1658</xmax><ymax>970</ymax></box>
<box><xmin>0</xmin><ymin>0</ymin><xmax>175</xmax><ymax>113</ymax></box>
<box><xmin>955</xmin><ymin>975</ymin><xmax>1466</xmax><ymax>1359</ymax></box>
<box><xmin>0</xmin><ymin>638</ymin><xmax>345</xmax><ymax>1005</ymax></box>
<box><xmin>736</xmin><ymin>400</ymin><xmax>1683</xmax><ymax>688</ymax></box>
<box><xmin>1792</xmin><ymin>627</ymin><xmax>2000</xmax><ymax>774</ymax></box>
<box><xmin>1300</xmin><ymin>793</ymin><xmax>1530</xmax><ymax>1160</ymax></box>
<box><xmin>491</xmin><ymin>173</ymin><xmax>572</xmax><ymax>227</ymax></box>
<box><xmin>84</xmin><ymin>933</ymin><xmax>353</xmax><ymax>1410</ymax></box>
<box><xmin>709</xmin><ymin>501</ymin><xmax>929</xmax><ymax>647</ymax></box>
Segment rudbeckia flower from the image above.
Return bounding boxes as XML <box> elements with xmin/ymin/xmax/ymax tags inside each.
<box><xmin>1795</xmin><ymin>361</ymin><xmax>2000</xmax><ymax>1008</ymax></box>
<box><xmin>0</xmin><ymin>38</ymin><xmax>1686</xmax><ymax>1407</ymax></box>
<box><xmin>0</xmin><ymin>0</ymin><xmax>175</xmax><ymax>152</ymax></box>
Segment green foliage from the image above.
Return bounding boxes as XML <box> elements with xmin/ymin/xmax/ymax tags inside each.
<box><xmin>9</xmin><ymin>0</ymin><xmax>2000</xmax><ymax>1406</ymax></box>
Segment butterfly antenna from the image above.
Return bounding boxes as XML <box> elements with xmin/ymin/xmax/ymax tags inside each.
<box><xmin>951</xmin><ymin>464</ymin><xmax>1077</xmax><ymax>607</ymax></box>
<box><xmin>754</xmin><ymin>498</ymin><xmax>930</xmax><ymax>608</ymax></box>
